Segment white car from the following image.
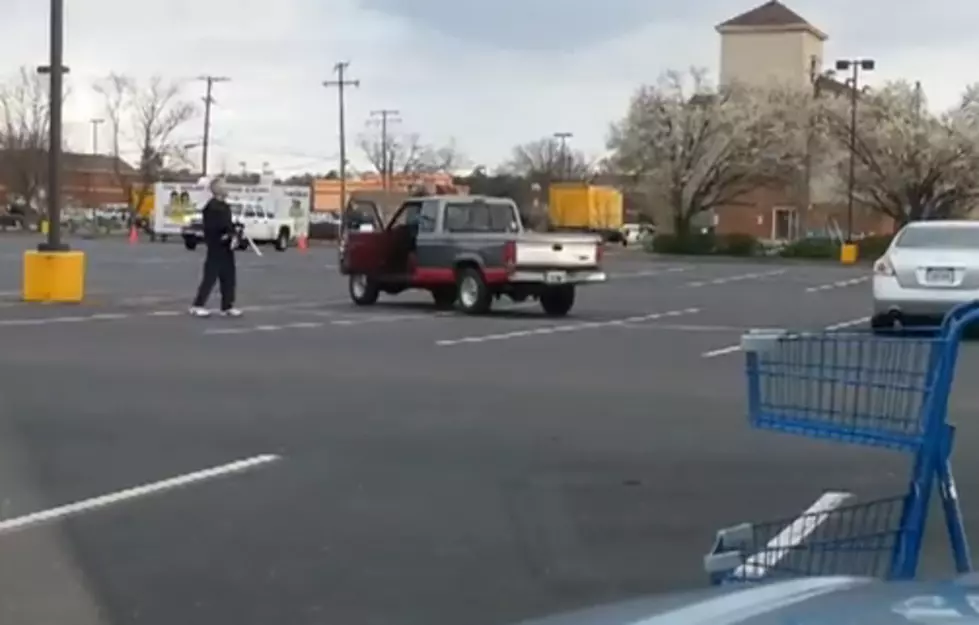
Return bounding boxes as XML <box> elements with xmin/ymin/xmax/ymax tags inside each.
<box><xmin>872</xmin><ymin>220</ymin><xmax>979</xmax><ymax>330</ymax></box>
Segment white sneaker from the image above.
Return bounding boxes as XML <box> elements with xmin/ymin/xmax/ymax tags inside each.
<box><xmin>220</xmin><ymin>307</ymin><xmax>243</xmax><ymax>317</ymax></box>
<box><xmin>188</xmin><ymin>306</ymin><xmax>211</xmax><ymax>317</ymax></box>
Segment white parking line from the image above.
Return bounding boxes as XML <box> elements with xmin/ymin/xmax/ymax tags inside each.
<box><xmin>0</xmin><ymin>301</ymin><xmax>326</xmax><ymax>328</ymax></box>
<box><xmin>701</xmin><ymin>316</ymin><xmax>870</xmax><ymax>358</ymax></box>
<box><xmin>735</xmin><ymin>491</ymin><xmax>853</xmax><ymax>579</ymax></box>
<box><xmin>701</xmin><ymin>344</ymin><xmax>744</xmax><ymax>358</ymax></box>
<box><xmin>805</xmin><ymin>276</ymin><xmax>869</xmax><ymax>293</ymax></box>
<box><xmin>435</xmin><ymin>308</ymin><xmax>701</xmax><ymax>346</ymax></box>
<box><xmin>686</xmin><ymin>269</ymin><xmax>786</xmax><ymax>288</ymax></box>
<box><xmin>609</xmin><ymin>267</ymin><xmax>690</xmax><ymax>279</ymax></box>
<box><xmin>0</xmin><ymin>454</ymin><xmax>279</xmax><ymax>535</ymax></box>
<box><xmin>824</xmin><ymin>316</ymin><xmax>870</xmax><ymax>331</ymax></box>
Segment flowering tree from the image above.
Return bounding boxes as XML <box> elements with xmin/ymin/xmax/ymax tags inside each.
<box><xmin>606</xmin><ymin>68</ymin><xmax>811</xmax><ymax>236</ymax></box>
<box><xmin>818</xmin><ymin>80</ymin><xmax>979</xmax><ymax>224</ymax></box>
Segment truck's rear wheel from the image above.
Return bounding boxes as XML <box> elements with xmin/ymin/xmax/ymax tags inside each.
<box><xmin>183</xmin><ymin>237</ymin><xmax>197</xmax><ymax>251</ymax></box>
<box><xmin>349</xmin><ymin>274</ymin><xmax>379</xmax><ymax>305</ymax></box>
<box><xmin>540</xmin><ymin>285</ymin><xmax>575</xmax><ymax>317</ymax></box>
<box><xmin>275</xmin><ymin>228</ymin><xmax>289</xmax><ymax>251</ymax></box>
<box><xmin>456</xmin><ymin>267</ymin><xmax>491</xmax><ymax>315</ymax></box>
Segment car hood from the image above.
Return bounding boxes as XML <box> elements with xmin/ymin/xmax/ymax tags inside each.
<box><xmin>510</xmin><ymin>576</ymin><xmax>979</xmax><ymax>625</ymax></box>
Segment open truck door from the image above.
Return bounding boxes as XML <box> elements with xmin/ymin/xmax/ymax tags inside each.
<box><xmin>339</xmin><ymin>199</ymin><xmax>388</xmax><ymax>275</ymax></box>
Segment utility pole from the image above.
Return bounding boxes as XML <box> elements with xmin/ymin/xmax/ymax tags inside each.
<box><xmin>197</xmin><ymin>75</ymin><xmax>230</xmax><ymax>176</ymax></box>
<box><xmin>370</xmin><ymin>108</ymin><xmax>400</xmax><ymax>190</ymax></box>
<box><xmin>553</xmin><ymin>132</ymin><xmax>573</xmax><ymax>180</ymax></box>
<box><xmin>36</xmin><ymin>0</ymin><xmax>69</xmax><ymax>250</ymax></box>
<box><xmin>90</xmin><ymin>118</ymin><xmax>103</xmax><ymax>154</ymax></box>
<box><xmin>324</xmin><ymin>62</ymin><xmax>360</xmax><ymax>213</ymax></box>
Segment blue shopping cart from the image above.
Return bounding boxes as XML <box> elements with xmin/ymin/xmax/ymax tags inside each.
<box><xmin>704</xmin><ymin>300</ymin><xmax>979</xmax><ymax>584</ymax></box>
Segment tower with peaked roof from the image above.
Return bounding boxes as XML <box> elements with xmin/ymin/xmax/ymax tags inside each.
<box><xmin>716</xmin><ymin>0</ymin><xmax>827</xmax><ymax>89</ymax></box>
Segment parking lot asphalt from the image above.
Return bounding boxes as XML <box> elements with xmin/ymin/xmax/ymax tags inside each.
<box><xmin>0</xmin><ymin>236</ymin><xmax>976</xmax><ymax>624</ymax></box>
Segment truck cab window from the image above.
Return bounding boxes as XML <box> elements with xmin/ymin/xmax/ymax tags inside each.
<box><xmin>391</xmin><ymin>202</ymin><xmax>422</xmax><ymax>228</ymax></box>
<box><xmin>445</xmin><ymin>202</ymin><xmax>517</xmax><ymax>233</ymax></box>
<box><xmin>417</xmin><ymin>201</ymin><xmax>438</xmax><ymax>233</ymax></box>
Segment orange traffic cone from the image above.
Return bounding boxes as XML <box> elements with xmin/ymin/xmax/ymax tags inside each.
<box><xmin>128</xmin><ymin>224</ymin><xmax>138</xmax><ymax>245</ymax></box>
<box><xmin>297</xmin><ymin>234</ymin><xmax>307</xmax><ymax>252</ymax></box>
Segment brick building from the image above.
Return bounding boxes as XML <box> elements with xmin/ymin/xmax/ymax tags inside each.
<box><xmin>711</xmin><ymin>0</ymin><xmax>894</xmax><ymax>240</ymax></box>
<box><xmin>0</xmin><ymin>151</ymin><xmax>135</xmax><ymax>209</ymax></box>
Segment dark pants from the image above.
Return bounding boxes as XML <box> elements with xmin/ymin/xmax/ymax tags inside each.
<box><xmin>193</xmin><ymin>247</ymin><xmax>236</xmax><ymax>310</ymax></box>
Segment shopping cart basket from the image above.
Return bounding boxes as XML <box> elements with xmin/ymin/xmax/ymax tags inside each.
<box><xmin>704</xmin><ymin>300</ymin><xmax>979</xmax><ymax>584</ymax></box>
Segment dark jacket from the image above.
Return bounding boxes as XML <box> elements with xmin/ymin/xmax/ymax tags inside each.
<box><xmin>201</xmin><ymin>198</ymin><xmax>234</xmax><ymax>248</ymax></box>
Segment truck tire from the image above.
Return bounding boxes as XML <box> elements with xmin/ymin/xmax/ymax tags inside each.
<box><xmin>160</xmin><ymin>234</ymin><xmax>168</xmax><ymax>243</ymax></box>
<box><xmin>183</xmin><ymin>236</ymin><xmax>197</xmax><ymax>251</ymax></box>
<box><xmin>275</xmin><ymin>228</ymin><xmax>289</xmax><ymax>251</ymax></box>
<box><xmin>431</xmin><ymin>287</ymin><xmax>456</xmax><ymax>310</ymax></box>
<box><xmin>349</xmin><ymin>274</ymin><xmax>379</xmax><ymax>306</ymax></box>
<box><xmin>456</xmin><ymin>267</ymin><xmax>491</xmax><ymax>315</ymax></box>
<box><xmin>540</xmin><ymin>285</ymin><xmax>575</xmax><ymax>317</ymax></box>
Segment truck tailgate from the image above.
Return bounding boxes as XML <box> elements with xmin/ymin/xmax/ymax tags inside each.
<box><xmin>515</xmin><ymin>239</ymin><xmax>598</xmax><ymax>268</ymax></box>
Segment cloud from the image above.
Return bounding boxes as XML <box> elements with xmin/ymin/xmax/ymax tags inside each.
<box><xmin>0</xmin><ymin>0</ymin><xmax>977</xmax><ymax>177</ymax></box>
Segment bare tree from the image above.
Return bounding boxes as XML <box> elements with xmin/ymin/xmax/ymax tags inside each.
<box><xmin>0</xmin><ymin>67</ymin><xmax>67</xmax><ymax>212</ymax></box>
<box><xmin>606</xmin><ymin>68</ymin><xmax>812</xmax><ymax>235</ymax></box>
<box><xmin>357</xmin><ymin>129</ymin><xmax>466</xmax><ymax>177</ymax></box>
<box><xmin>504</xmin><ymin>137</ymin><xmax>592</xmax><ymax>182</ymax></box>
<box><xmin>818</xmin><ymin>80</ymin><xmax>979</xmax><ymax>225</ymax></box>
<box><xmin>94</xmin><ymin>74</ymin><xmax>197</xmax><ymax>216</ymax></box>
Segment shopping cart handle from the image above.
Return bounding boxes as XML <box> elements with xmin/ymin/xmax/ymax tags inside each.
<box><xmin>704</xmin><ymin>523</ymin><xmax>753</xmax><ymax>570</ymax></box>
<box><xmin>741</xmin><ymin>329</ymin><xmax>790</xmax><ymax>353</ymax></box>
<box><xmin>942</xmin><ymin>300</ymin><xmax>979</xmax><ymax>335</ymax></box>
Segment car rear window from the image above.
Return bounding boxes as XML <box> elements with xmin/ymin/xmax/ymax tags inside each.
<box><xmin>444</xmin><ymin>202</ymin><xmax>517</xmax><ymax>233</ymax></box>
<box><xmin>895</xmin><ymin>227</ymin><xmax>979</xmax><ymax>248</ymax></box>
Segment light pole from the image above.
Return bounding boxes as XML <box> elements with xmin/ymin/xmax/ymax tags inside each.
<box><xmin>553</xmin><ymin>131</ymin><xmax>573</xmax><ymax>180</ymax></box>
<box><xmin>36</xmin><ymin>0</ymin><xmax>69</xmax><ymax>251</ymax></box>
<box><xmin>835</xmin><ymin>58</ymin><xmax>875</xmax><ymax>243</ymax></box>
<box><xmin>90</xmin><ymin>118</ymin><xmax>103</xmax><ymax>154</ymax></box>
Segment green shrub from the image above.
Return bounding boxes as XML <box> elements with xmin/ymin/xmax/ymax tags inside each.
<box><xmin>779</xmin><ymin>237</ymin><xmax>839</xmax><ymax>259</ymax></box>
<box><xmin>649</xmin><ymin>233</ymin><xmax>716</xmax><ymax>255</ymax></box>
<box><xmin>715</xmin><ymin>233</ymin><xmax>759</xmax><ymax>256</ymax></box>
<box><xmin>858</xmin><ymin>235</ymin><xmax>893</xmax><ymax>260</ymax></box>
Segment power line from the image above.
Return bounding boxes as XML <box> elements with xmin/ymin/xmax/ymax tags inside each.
<box><xmin>370</xmin><ymin>108</ymin><xmax>400</xmax><ymax>189</ymax></box>
<box><xmin>323</xmin><ymin>62</ymin><xmax>360</xmax><ymax>211</ymax></box>
<box><xmin>197</xmin><ymin>75</ymin><xmax>231</xmax><ymax>176</ymax></box>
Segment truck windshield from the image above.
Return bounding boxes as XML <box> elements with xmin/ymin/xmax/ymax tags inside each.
<box><xmin>444</xmin><ymin>202</ymin><xmax>517</xmax><ymax>233</ymax></box>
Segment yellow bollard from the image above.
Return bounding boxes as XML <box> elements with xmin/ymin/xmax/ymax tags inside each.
<box><xmin>40</xmin><ymin>219</ymin><xmax>48</xmax><ymax>235</ymax></box>
<box><xmin>22</xmin><ymin>250</ymin><xmax>86</xmax><ymax>303</ymax></box>
<box><xmin>840</xmin><ymin>243</ymin><xmax>859</xmax><ymax>265</ymax></box>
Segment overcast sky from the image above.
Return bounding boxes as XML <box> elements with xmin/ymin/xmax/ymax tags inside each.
<box><xmin>1</xmin><ymin>0</ymin><xmax>977</xmax><ymax>176</ymax></box>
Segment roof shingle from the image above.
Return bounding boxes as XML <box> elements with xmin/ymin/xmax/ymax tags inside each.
<box><xmin>716</xmin><ymin>1</ymin><xmax>826</xmax><ymax>39</ymax></box>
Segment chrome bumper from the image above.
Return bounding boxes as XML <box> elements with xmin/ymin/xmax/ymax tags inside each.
<box><xmin>510</xmin><ymin>270</ymin><xmax>607</xmax><ymax>285</ymax></box>
<box><xmin>873</xmin><ymin>276</ymin><xmax>979</xmax><ymax>317</ymax></box>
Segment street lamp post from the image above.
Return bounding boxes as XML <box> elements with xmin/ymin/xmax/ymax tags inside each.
<box><xmin>553</xmin><ymin>132</ymin><xmax>573</xmax><ymax>180</ymax></box>
<box><xmin>835</xmin><ymin>58</ymin><xmax>875</xmax><ymax>244</ymax></box>
<box><xmin>37</xmin><ymin>0</ymin><xmax>69</xmax><ymax>251</ymax></box>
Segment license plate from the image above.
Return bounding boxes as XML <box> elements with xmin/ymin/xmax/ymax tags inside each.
<box><xmin>926</xmin><ymin>268</ymin><xmax>955</xmax><ymax>284</ymax></box>
<box><xmin>545</xmin><ymin>271</ymin><xmax>567</xmax><ymax>284</ymax></box>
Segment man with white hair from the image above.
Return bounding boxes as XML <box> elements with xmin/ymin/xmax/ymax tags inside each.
<box><xmin>189</xmin><ymin>177</ymin><xmax>241</xmax><ymax>317</ymax></box>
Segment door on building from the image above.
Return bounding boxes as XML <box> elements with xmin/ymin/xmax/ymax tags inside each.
<box><xmin>771</xmin><ymin>207</ymin><xmax>797</xmax><ymax>241</ymax></box>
